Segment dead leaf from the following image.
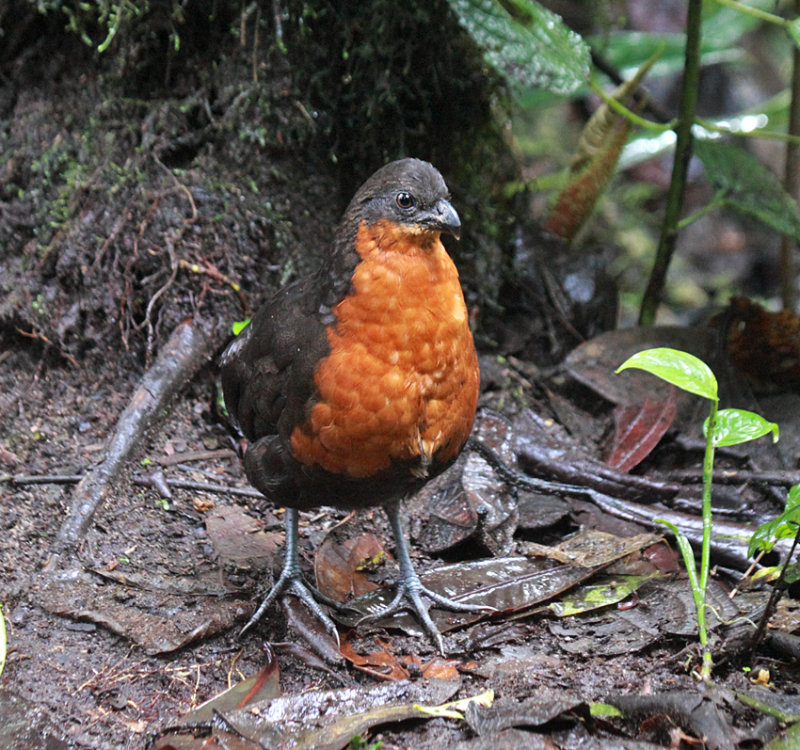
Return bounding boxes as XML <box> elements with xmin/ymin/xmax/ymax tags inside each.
<box><xmin>608</xmin><ymin>392</ymin><xmax>678</xmax><ymax>471</ymax></box>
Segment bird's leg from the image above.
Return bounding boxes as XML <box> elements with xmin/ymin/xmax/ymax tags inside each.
<box><xmin>362</xmin><ymin>501</ymin><xmax>494</xmax><ymax>654</ymax></box>
<box><xmin>239</xmin><ymin>507</ymin><xmax>342</xmax><ymax>645</ymax></box>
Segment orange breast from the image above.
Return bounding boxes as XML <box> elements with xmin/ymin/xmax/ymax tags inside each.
<box><xmin>290</xmin><ymin>220</ymin><xmax>480</xmax><ymax>478</ymax></box>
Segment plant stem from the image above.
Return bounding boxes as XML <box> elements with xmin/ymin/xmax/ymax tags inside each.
<box><xmin>712</xmin><ymin>0</ymin><xmax>789</xmax><ymax>28</ymax></box>
<box><xmin>677</xmin><ymin>191</ymin><xmax>727</xmax><ymax>230</ymax></box>
<box><xmin>639</xmin><ymin>0</ymin><xmax>703</xmax><ymax>325</ymax></box>
<box><xmin>698</xmin><ymin>397</ymin><xmax>719</xmax><ymax>681</ymax></box>
<box><xmin>781</xmin><ymin>0</ymin><xmax>800</xmax><ymax>310</ymax></box>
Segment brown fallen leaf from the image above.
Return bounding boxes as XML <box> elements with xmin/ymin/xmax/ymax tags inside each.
<box><xmin>608</xmin><ymin>391</ymin><xmax>678</xmax><ymax>472</ymax></box>
<box><xmin>340</xmin><ymin>635</ymin><xmax>460</xmax><ymax>682</ymax></box>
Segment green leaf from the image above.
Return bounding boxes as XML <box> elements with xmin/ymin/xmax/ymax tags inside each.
<box><xmin>786</xmin><ymin>560</ymin><xmax>800</xmax><ymax>586</ymax></box>
<box><xmin>594</xmin><ymin>0</ymin><xmax>773</xmax><ymax>81</ymax></box>
<box><xmin>549</xmin><ymin>574</ymin><xmax>655</xmax><ymax>617</ymax></box>
<box><xmin>788</xmin><ymin>18</ymin><xmax>800</xmax><ymax>51</ymax></box>
<box><xmin>232</xmin><ymin>319</ymin><xmax>250</xmax><ymax>336</ymax></box>
<box><xmin>657</xmin><ymin>519</ymin><xmax>700</xmax><ymax>591</ymax></box>
<box><xmin>694</xmin><ymin>139</ymin><xmax>800</xmax><ymax>242</ymax></box>
<box><xmin>704</xmin><ymin>408</ymin><xmax>779</xmax><ymax>447</ymax></box>
<box><xmin>445</xmin><ymin>0</ymin><xmax>590</xmax><ymax>95</ymax></box>
<box><xmin>616</xmin><ymin>347</ymin><xmax>718</xmax><ymax>401</ymax></box>
<box><xmin>590</xmin><ymin>702</ymin><xmax>623</xmax><ymax>718</ymax></box>
<box><xmin>749</xmin><ymin>483</ymin><xmax>800</xmax><ymax>557</ymax></box>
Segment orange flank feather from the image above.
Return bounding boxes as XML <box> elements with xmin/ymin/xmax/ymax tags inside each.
<box><xmin>290</xmin><ymin>219</ymin><xmax>480</xmax><ymax>478</ymax></box>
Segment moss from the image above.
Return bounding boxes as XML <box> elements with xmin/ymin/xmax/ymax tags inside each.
<box><xmin>2</xmin><ymin>0</ymin><xmax>521</xmax><ymax>366</ymax></box>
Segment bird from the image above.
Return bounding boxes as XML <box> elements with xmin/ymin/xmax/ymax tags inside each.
<box><xmin>220</xmin><ymin>158</ymin><xmax>485</xmax><ymax>653</ymax></box>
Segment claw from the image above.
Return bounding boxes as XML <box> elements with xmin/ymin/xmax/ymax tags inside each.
<box><xmin>355</xmin><ymin>502</ymin><xmax>496</xmax><ymax>654</ymax></box>
<box><xmin>239</xmin><ymin>507</ymin><xmax>342</xmax><ymax>647</ymax></box>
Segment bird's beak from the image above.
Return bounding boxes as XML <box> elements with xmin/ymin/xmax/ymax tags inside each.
<box><xmin>424</xmin><ymin>198</ymin><xmax>461</xmax><ymax>240</ymax></box>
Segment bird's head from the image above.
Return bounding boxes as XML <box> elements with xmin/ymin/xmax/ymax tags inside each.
<box><xmin>347</xmin><ymin>158</ymin><xmax>461</xmax><ymax>241</ymax></box>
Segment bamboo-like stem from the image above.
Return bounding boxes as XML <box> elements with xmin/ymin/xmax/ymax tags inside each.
<box><xmin>781</xmin><ymin>0</ymin><xmax>800</xmax><ymax>310</ymax></box>
<box><xmin>639</xmin><ymin>0</ymin><xmax>703</xmax><ymax>324</ymax></box>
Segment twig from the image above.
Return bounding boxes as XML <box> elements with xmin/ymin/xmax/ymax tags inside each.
<box><xmin>3</xmin><ymin>470</ymin><xmax>263</xmax><ymax>500</ymax></box>
<box><xmin>747</xmin><ymin>526</ymin><xmax>800</xmax><ymax>655</ymax></box>
<box><xmin>157</xmin><ymin>448</ymin><xmax>237</xmax><ymax>466</ymax></box>
<box><xmin>143</xmin><ymin>233</ymin><xmax>179</xmax><ymax>366</ymax></box>
<box><xmin>665</xmin><ymin>468</ymin><xmax>800</xmax><ymax>487</ymax></box>
<box><xmin>133</xmin><ymin>474</ymin><xmax>264</xmax><ymax>500</ymax></box>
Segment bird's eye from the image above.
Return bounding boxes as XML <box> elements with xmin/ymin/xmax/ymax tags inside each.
<box><xmin>396</xmin><ymin>191</ymin><xmax>414</xmax><ymax>210</ymax></box>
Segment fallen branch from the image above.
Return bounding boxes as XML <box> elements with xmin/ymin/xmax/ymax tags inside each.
<box><xmin>49</xmin><ymin>316</ymin><xmax>227</xmax><ymax>560</ymax></box>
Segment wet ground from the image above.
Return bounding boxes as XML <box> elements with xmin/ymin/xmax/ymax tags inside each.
<box><xmin>2</xmin><ymin>336</ymin><xmax>799</xmax><ymax>749</ymax></box>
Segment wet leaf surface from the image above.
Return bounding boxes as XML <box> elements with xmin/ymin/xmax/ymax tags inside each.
<box><xmin>418</xmin><ymin>411</ymin><xmax>518</xmax><ymax>554</ymax></box>
<box><xmin>464</xmin><ymin>689</ymin><xmax>591</xmax><ymax>735</ymax></box>
<box><xmin>549</xmin><ymin>578</ymin><xmax>739</xmax><ymax>656</ymax></box>
<box><xmin>565</xmin><ymin>326</ymin><xmax>718</xmax><ymax>408</ymax></box>
<box><xmin>157</xmin><ymin>678</ymin><xmax>461</xmax><ymax>750</ymax></box>
<box><xmin>607</xmin><ymin>690</ymin><xmax>740</xmax><ymax>750</ymax></box>
<box><xmin>314</xmin><ymin>528</ymin><xmax>385</xmax><ymax>602</ymax></box>
<box><xmin>335</xmin><ymin>556</ymin><xmax>601</xmax><ymax>635</ymax></box>
<box><xmin>178</xmin><ymin>645</ymin><xmax>281</xmax><ymax>724</ymax></box>
<box><xmin>340</xmin><ymin>635</ymin><xmax>461</xmax><ymax>681</ymax></box>
<box><xmin>36</xmin><ymin>567</ymin><xmax>251</xmax><ymax>656</ymax></box>
<box><xmin>204</xmin><ymin>505</ymin><xmax>281</xmax><ymax>573</ymax></box>
<box><xmin>514</xmin><ymin>409</ymin><xmax>680</xmax><ymax>501</ymax></box>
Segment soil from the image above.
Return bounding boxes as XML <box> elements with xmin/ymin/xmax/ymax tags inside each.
<box><xmin>2</xmin><ymin>6</ymin><xmax>800</xmax><ymax>750</ymax></box>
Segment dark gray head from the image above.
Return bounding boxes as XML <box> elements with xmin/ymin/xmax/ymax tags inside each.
<box><xmin>344</xmin><ymin>158</ymin><xmax>461</xmax><ymax>240</ymax></box>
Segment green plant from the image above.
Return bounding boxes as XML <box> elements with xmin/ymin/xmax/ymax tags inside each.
<box><xmin>617</xmin><ymin>347</ymin><xmax>779</xmax><ymax>680</ymax></box>
<box><xmin>745</xmin><ymin>483</ymin><xmax>800</xmax><ymax>651</ymax></box>
<box><xmin>347</xmin><ymin>736</ymin><xmax>382</xmax><ymax>750</ymax></box>
<box><xmin>750</xmin><ymin>483</ymin><xmax>800</xmax><ymax>560</ymax></box>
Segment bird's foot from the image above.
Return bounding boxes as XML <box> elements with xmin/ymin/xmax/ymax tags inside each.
<box><xmin>357</xmin><ymin>571</ymin><xmax>495</xmax><ymax>654</ymax></box>
<box><xmin>239</xmin><ymin>567</ymin><xmax>345</xmax><ymax>647</ymax></box>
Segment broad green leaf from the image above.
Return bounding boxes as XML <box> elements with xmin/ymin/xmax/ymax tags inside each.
<box><xmin>616</xmin><ymin>347</ymin><xmax>718</xmax><ymax>401</ymax></box>
<box><xmin>594</xmin><ymin>31</ymin><xmax>744</xmax><ymax>81</ymax></box>
<box><xmin>446</xmin><ymin>0</ymin><xmax>590</xmax><ymax>95</ymax></box>
<box><xmin>749</xmin><ymin>483</ymin><xmax>800</xmax><ymax>557</ymax></box>
<box><xmin>694</xmin><ymin>139</ymin><xmax>800</xmax><ymax>242</ymax></box>
<box><xmin>704</xmin><ymin>408</ymin><xmax>779</xmax><ymax>447</ymax></box>
<box><xmin>232</xmin><ymin>319</ymin><xmax>250</xmax><ymax>335</ymax></box>
<box><xmin>594</xmin><ymin>0</ymin><xmax>771</xmax><ymax>79</ymax></box>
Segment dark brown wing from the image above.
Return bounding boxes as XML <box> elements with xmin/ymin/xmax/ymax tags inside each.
<box><xmin>220</xmin><ymin>274</ymin><xmax>332</xmax><ymax>502</ymax></box>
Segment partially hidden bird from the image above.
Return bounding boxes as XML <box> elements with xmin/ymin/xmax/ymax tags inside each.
<box><xmin>220</xmin><ymin>158</ymin><xmax>485</xmax><ymax>652</ymax></box>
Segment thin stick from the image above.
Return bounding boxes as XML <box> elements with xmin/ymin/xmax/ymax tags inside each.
<box><xmin>3</xmin><ymin>472</ymin><xmax>263</xmax><ymax>500</ymax></box>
